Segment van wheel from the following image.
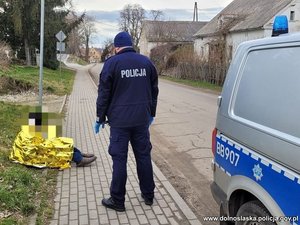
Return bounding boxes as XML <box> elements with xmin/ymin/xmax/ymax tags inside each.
<box><xmin>235</xmin><ymin>200</ymin><xmax>276</xmax><ymax>225</ymax></box>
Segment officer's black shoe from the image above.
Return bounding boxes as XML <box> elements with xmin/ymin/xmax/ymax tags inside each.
<box><xmin>141</xmin><ymin>194</ymin><xmax>153</xmax><ymax>206</ymax></box>
<box><xmin>102</xmin><ymin>197</ymin><xmax>125</xmax><ymax>212</ymax></box>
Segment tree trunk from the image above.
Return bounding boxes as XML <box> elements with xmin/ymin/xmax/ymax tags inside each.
<box><xmin>85</xmin><ymin>36</ymin><xmax>89</xmax><ymax>62</ymax></box>
<box><xmin>24</xmin><ymin>38</ymin><xmax>31</xmax><ymax>66</ymax></box>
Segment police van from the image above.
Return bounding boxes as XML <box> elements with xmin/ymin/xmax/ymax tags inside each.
<box><xmin>211</xmin><ymin>16</ymin><xmax>300</xmax><ymax>225</ymax></box>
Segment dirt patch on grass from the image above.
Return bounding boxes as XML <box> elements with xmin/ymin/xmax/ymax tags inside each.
<box><xmin>0</xmin><ymin>92</ymin><xmax>66</xmax><ymax>113</ymax></box>
<box><xmin>0</xmin><ymin>75</ymin><xmax>35</xmax><ymax>95</ymax></box>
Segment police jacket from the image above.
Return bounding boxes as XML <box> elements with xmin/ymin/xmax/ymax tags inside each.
<box><xmin>96</xmin><ymin>47</ymin><xmax>159</xmax><ymax>127</ymax></box>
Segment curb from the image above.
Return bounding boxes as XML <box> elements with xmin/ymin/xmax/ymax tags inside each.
<box><xmin>87</xmin><ymin>63</ymin><xmax>99</xmax><ymax>90</ymax></box>
<box><xmin>152</xmin><ymin>163</ymin><xmax>202</xmax><ymax>225</ymax></box>
<box><xmin>59</xmin><ymin>94</ymin><xmax>67</xmax><ymax>114</ymax></box>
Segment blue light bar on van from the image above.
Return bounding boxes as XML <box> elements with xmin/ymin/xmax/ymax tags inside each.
<box><xmin>272</xmin><ymin>15</ymin><xmax>288</xmax><ymax>37</ymax></box>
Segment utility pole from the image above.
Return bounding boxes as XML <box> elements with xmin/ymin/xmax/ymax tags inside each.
<box><xmin>38</xmin><ymin>0</ymin><xmax>45</xmax><ymax>107</ymax></box>
<box><xmin>193</xmin><ymin>2</ymin><xmax>198</xmax><ymax>22</ymax></box>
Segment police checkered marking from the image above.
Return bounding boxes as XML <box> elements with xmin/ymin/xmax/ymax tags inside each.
<box><xmin>217</xmin><ymin>134</ymin><xmax>300</xmax><ymax>187</ymax></box>
<box><xmin>242</xmin><ymin>149</ymin><xmax>250</xmax><ymax>155</ymax></box>
<box><xmin>260</xmin><ymin>159</ymin><xmax>270</xmax><ymax>167</ymax></box>
<box><xmin>220</xmin><ymin>166</ymin><xmax>225</xmax><ymax>173</ymax></box>
<box><xmin>227</xmin><ymin>140</ymin><xmax>234</xmax><ymax>146</ymax></box>
<box><xmin>284</xmin><ymin>171</ymin><xmax>296</xmax><ymax>181</ymax></box>
<box><xmin>215</xmin><ymin>134</ymin><xmax>300</xmax><ymax>223</ymax></box>
<box><xmin>271</xmin><ymin>164</ymin><xmax>282</xmax><ymax>174</ymax></box>
<box><xmin>234</xmin><ymin>145</ymin><xmax>241</xmax><ymax>151</ymax></box>
<box><xmin>251</xmin><ymin>154</ymin><xmax>259</xmax><ymax>161</ymax></box>
<box><xmin>215</xmin><ymin>162</ymin><xmax>232</xmax><ymax>177</ymax></box>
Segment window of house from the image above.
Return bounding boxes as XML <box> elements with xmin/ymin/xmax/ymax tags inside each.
<box><xmin>290</xmin><ymin>11</ymin><xmax>295</xmax><ymax>21</ymax></box>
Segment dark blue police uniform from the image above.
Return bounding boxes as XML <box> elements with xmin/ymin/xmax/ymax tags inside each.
<box><xmin>96</xmin><ymin>44</ymin><xmax>159</xmax><ymax>208</ymax></box>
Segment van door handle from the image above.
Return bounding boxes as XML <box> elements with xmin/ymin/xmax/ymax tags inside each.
<box><xmin>217</xmin><ymin>96</ymin><xmax>222</xmax><ymax>107</ymax></box>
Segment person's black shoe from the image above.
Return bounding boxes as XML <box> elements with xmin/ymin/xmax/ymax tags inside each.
<box><xmin>102</xmin><ymin>197</ymin><xmax>125</xmax><ymax>212</ymax></box>
<box><xmin>141</xmin><ymin>194</ymin><xmax>153</xmax><ymax>206</ymax></box>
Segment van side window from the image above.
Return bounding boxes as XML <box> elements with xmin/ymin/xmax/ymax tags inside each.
<box><xmin>232</xmin><ymin>46</ymin><xmax>300</xmax><ymax>139</ymax></box>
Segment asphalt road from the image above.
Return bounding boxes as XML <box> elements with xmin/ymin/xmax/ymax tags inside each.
<box><xmin>90</xmin><ymin>63</ymin><xmax>220</xmax><ymax>223</ymax></box>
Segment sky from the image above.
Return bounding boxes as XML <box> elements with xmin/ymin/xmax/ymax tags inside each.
<box><xmin>71</xmin><ymin>0</ymin><xmax>234</xmax><ymax>47</ymax></box>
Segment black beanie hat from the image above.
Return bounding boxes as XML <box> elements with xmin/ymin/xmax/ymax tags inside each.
<box><xmin>114</xmin><ymin>32</ymin><xmax>133</xmax><ymax>47</ymax></box>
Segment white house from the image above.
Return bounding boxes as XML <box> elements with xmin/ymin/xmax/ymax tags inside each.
<box><xmin>194</xmin><ymin>0</ymin><xmax>300</xmax><ymax>61</ymax></box>
<box><xmin>140</xmin><ymin>20</ymin><xmax>207</xmax><ymax>57</ymax></box>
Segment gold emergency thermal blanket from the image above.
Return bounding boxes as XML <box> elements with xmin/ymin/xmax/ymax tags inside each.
<box><xmin>10</xmin><ymin>130</ymin><xmax>74</xmax><ymax>169</ymax></box>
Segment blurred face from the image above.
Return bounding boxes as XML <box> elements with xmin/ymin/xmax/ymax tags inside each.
<box><xmin>114</xmin><ymin>47</ymin><xmax>121</xmax><ymax>54</ymax></box>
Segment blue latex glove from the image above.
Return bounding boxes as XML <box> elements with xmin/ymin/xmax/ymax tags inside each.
<box><xmin>94</xmin><ymin>122</ymin><xmax>104</xmax><ymax>134</ymax></box>
<box><xmin>149</xmin><ymin>117</ymin><xmax>154</xmax><ymax>126</ymax></box>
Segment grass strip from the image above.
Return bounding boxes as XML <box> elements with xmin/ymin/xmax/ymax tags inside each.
<box><xmin>160</xmin><ymin>75</ymin><xmax>222</xmax><ymax>93</ymax></box>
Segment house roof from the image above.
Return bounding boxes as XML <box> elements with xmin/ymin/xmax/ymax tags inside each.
<box><xmin>142</xmin><ymin>20</ymin><xmax>207</xmax><ymax>42</ymax></box>
<box><xmin>194</xmin><ymin>0</ymin><xmax>293</xmax><ymax>37</ymax></box>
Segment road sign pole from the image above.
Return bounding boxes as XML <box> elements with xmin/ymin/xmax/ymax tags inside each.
<box><xmin>60</xmin><ymin>40</ymin><xmax>62</xmax><ymax>76</ymax></box>
<box><xmin>39</xmin><ymin>0</ymin><xmax>45</xmax><ymax>107</ymax></box>
<box><xmin>56</xmin><ymin>30</ymin><xmax>66</xmax><ymax>78</ymax></box>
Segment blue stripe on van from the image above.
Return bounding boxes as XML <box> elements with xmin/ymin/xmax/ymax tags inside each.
<box><xmin>215</xmin><ymin>135</ymin><xmax>300</xmax><ymax>224</ymax></box>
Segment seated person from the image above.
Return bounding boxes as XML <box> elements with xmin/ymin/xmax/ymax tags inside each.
<box><xmin>11</xmin><ymin>111</ymin><xmax>97</xmax><ymax>168</ymax></box>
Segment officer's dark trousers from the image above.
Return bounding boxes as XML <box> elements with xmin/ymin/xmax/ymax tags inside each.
<box><xmin>109</xmin><ymin>125</ymin><xmax>155</xmax><ymax>205</ymax></box>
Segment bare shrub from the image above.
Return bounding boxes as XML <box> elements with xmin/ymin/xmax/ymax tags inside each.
<box><xmin>150</xmin><ymin>42</ymin><xmax>229</xmax><ymax>85</ymax></box>
<box><xmin>0</xmin><ymin>42</ymin><xmax>12</xmax><ymax>68</ymax></box>
<box><xmin>150</xmin><ymin>43</ymin><xmax>178</xmax><ymax>75</ymax></box>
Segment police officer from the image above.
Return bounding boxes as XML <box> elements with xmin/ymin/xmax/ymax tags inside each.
<box><xmin>94</xmin><ymin>31</ymin><xmax>159</xmax><ymax>212</ymax></box>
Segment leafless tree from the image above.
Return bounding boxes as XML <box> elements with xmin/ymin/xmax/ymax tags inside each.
<box><xmin>66</xmin><ymin>11</ymin><xmax>82</xmax><ymax>56</ymax></box>
<box><xmin>79</xmin><ymin>15</ymin><xmax>97</xmax><ymax>62</ymax></box>
<box><xmin>101</xmin><ymin>38</ymin><xmax>114</xmax><ymax>62</ymax></box>
<box><xmin>119</xmin><ymin>4</ymin><xmax>146</xmax><ymax>49</ymax></box>
<box><xmin>149</xmin><ymin>10</ymin><xmax>164</xmax><ymax>20</ymax></box>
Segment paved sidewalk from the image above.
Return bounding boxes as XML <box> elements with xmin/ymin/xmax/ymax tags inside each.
<box><xmin>50</xmin><ymin>65</ymin><xmax>202</xmax><ymax>225</ymax></box>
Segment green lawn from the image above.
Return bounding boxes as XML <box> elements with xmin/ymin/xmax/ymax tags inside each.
<box><xmin>0</xmin><ymin>102</ymin><xmax>59</xmax><ymax>225</ymax></box>
<box><xmin>0</xmin><ymin>64</ymin><xmax>75</xmax><ymax>224</ymax></box>
<box><xmin>160</xmin><ymin>76</ymin><xmax>222</xmax><ymax>93</ymax></box>
<box><xmin>0</xmin><ymin>65</ymin><xmax>75</xmax><ymax>95</ymax></box>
